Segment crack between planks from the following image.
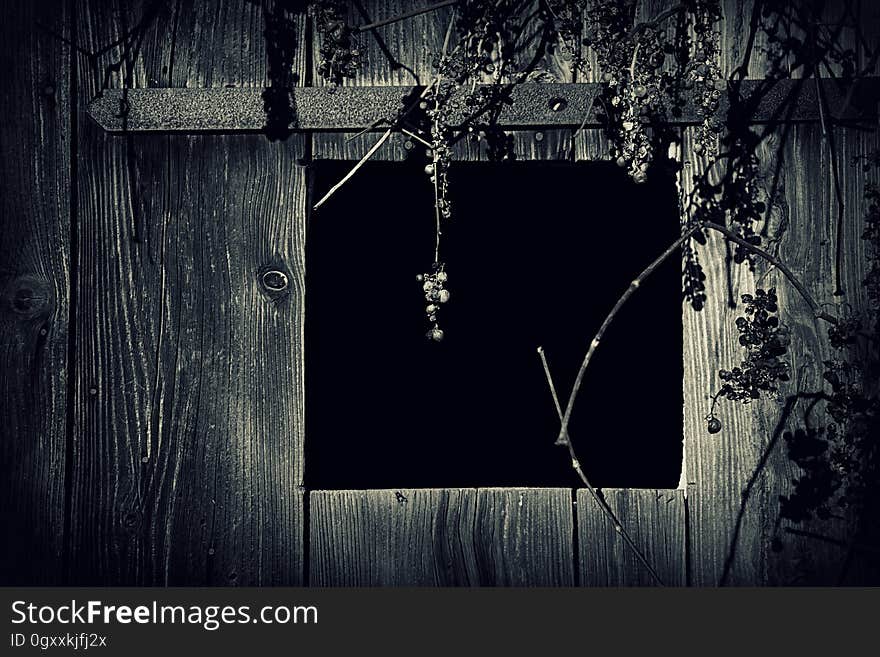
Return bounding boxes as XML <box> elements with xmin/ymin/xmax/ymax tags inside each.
<box><xmin>62</xmin><ymin>0</ymin><xmax>79</xmax><ymax>586</ymax></box>
<box><xmin>571</xmin><ymin>488</ymin><xmax>580</xmax><ymax>586</ymax></box>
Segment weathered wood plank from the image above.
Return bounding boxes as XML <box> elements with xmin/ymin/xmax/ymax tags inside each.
<box><xmin>719</xmin><ymin>0</ymin><xmax>770</xmax><ymax>78</ymax></box>
<box><xmin>679</xmin><ymin>126</ymin><xmax>764</xmax><ymax>586</ymax></box>
<box><xmin>762</xmin><ymin>124</ymin><xmax>880</xmax><ymax>585</ymax></box>
<box><xmin>577</xmin><ymin>488</ymin><xmax>686</xmax><ymax>586</ymax></box>
<box><xmin>0</xmin><ymin>0</ymin><xmax>70</xmax><ymax>584</ymax></box>
<box><xmin>75</xmin><ymin>0</ymin><xmax>303</xmax><ymax>90</ymax></box>
<box><xmin>68</xmin><ymin>0</ymin><xmax>306</xmax><ymax>585</ymax></box>
<box><xmin>309</xmin><ymin>489</ymin><xmax>575</xmax><ymax>586</ymax></box>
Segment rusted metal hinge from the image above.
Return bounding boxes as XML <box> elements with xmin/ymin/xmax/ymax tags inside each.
<box><xmin>87</xmin><ymin>79</ymin><xmax>879</xmax><ymax>134</ymax></box>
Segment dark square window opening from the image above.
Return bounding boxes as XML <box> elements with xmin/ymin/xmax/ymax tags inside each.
<box><xmin>305</xmin><ymin>159</ymin><xmax>683</xmax><ymax>489</ymax></box>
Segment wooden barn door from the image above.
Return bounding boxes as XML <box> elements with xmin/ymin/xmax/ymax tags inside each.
<box><xmin>6</xmin><ymin>0</ymin><xmax>877</xmax><ymax>587</ymax></box>
<box><xmin>0</xmin><ymin>0</ymin><xmax>684</xmax><ymax>587</ymax></box>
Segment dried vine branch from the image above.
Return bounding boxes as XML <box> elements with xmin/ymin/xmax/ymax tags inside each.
<box><xmin>313</xmin><ymin>9</ymin><xmax>458</xmax><ymax>212</ymax></box>
<box><xmin>538</xmin><ymin>347</ymin><xmax>666</xmax><ymax>586</ymax></box>
<box><xmin>702</xmin><ymin>221</ymin><xmax>839</xmax><ymax>326</ymax></box>
<box><xmin>554</xmin><ymin>224</ymin><xmax>702</xmax><ymax>446</ymax></box>
<box><xmin>554</xmin><ymin>220</ymin><xmax>839</xmax><ymax>447</ymax></box>
<box><xmin>312</xmin><ymin>128</ymin><xmax>393</xmax><ymax>210</ymax></box>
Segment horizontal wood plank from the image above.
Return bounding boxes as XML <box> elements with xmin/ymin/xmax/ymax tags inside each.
<box><xmin>309</xmin><ymin>488</ymin><xmax>575</xmax><ymax>586</ymax></box>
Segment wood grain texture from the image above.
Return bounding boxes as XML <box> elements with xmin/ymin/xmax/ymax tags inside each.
<box><xmin>679</xmin><ymin>127</ymin><xmax>764</xmax><ymax>586</ymax></box>
<box><xmin>719</xmin><ymin>0</ymin><xmax>769</xmax><ymax>78</ymax></box>
<box><xmin>577</xmin><ymin>488</ymin><xmax>686</xmax><ymax>586</ymax></box>
<box><xmin>0</xmin><ymin>0</ymin><xmax>70</xmax><ymax>584</ymax></box>
<box><xmin>310</xmin><ymin>489</ymin><xmax>575</xmax><ymax>586</ymax></box>
<box><xmin>68</xmin><ymin>0</ymin><xmax>307</xmax><ymax>585</ymax></box>
<box><xmin>573</xmin><ymin>0</ymin><xmax>681</xmax><ymax>161</ymax></box>
<box><xmin>761</xmin><ymin>124</ymin><xmax>880</xmax><ymax>585</ymax></box>
<box><xmin>75</xmin><ymin>0</ymin><xmax>306</xmax><ymax>89</ymax></box>
<box><xmin>314</xmin><ymin>128</ymin><xmax>574</xmax><ymax>162</ymax></box>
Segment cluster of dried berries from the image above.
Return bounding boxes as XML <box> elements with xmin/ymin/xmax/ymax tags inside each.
<box><xmin>684</xmin><ymin>0</ymin><xmax>724</xmax><ymax>158</ymax></box>
<box><xmin>311</xmin><ymin>1</ymin><xmax>360</xmax><ymax>84</ymax></box>
<box><xmin>583</xmin><ymin>1</ymin><xmax>670</xmax><ymax>182</ymax></box>
<box><xmin>416</xmin><ymin>266</ymin><xmax>450</xmax><ymax>342</ymax></box>
<box><xmin>415</xmin><ymin>1</ymin><xmax>538</xmax><ymax>339</ymax></box>
<box><xmin>577</xmin><ymin>0</ymin><xmax>723</xmax><ymax>182</ymax></box>
<box><xmin>708</xmin><ymin>288</ymin><xmax>791</xmax><ymax>432</ymax></box>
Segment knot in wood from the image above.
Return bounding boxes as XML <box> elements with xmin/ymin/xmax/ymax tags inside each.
<box><xmin>258</xmin><ymin>266</ymin><xmax>292</xmax><ymax>301</ymax></box>
<box><xmin>121</xmin><ymin>511</ymin><xmax>141</xmax><ymax>530</ymax></box>
<box><xmin>2</xmin><ymin>274</ymin><xmax>53</xmax><ymax>320</ymax></box>
<box><xmin>262</xmin><ymin>269</ymin><xmax>289</xmax><ymax>291</ymax></box>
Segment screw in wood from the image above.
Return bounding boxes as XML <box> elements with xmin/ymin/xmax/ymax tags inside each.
<box><xmin>548</xmin><ymin>97</ymin><xmax>568</xmax><ymax>112</ymax></box>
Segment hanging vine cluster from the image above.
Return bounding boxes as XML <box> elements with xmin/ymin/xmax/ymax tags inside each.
<box><xmin>564</xmin><ymin>0</ymin><xmax>724</xmax><ymax>181</ymax></box>
<box><xmin>311</xmin><ymin>1</ymin><xmax>731</xmax><ymax>339</ymax></box>
<box><xmin>311</xmin><ymin>0</ymin><xmax>361</xmax><ymax>84</ymax></box>
<box><xmin>706</xmin><ymin>287</ymin><xmax>792</xmax><ymax>432</ymax></box>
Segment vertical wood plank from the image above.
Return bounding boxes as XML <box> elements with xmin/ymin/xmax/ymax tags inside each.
<box><xmin>679</xmin><ymin>126</ymin><xmax>764</xmax><ymax>586</ymax></box>
<box><xmin>69</xmin><ymin>0</ymin><xmax>307</xmax><ymax>585</ymax></box>
<box><xmin>0</xmin><ymin>0</ymin><xmax>70</xmax><ymax>584</ymax></box>
<box><xmin>762</xmin><ymin>124</ymin><xmax>880</xmax><ymax>585</ymax></box>
<box><xmin>577</xmin><ymin>489</ymin><xmax>686</xmax><ymax>586</ymax></box>
<box><xmin>719</xmin><ymin>0</ymin><xmax>769</xmax><ymax>78</ymax></box>
<box><xmin>310</xmin><ymin>488</ymin><xmax>574</xmax><ymax>586</ymax></box>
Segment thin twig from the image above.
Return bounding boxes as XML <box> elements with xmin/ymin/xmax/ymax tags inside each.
<box><xmin>629</xmin><ymin>40</ymin><xmax>641</xmax><ymax>81</ymax></box>
<box><xmin>345</xmin><ymin>117</ymin><xmax>388</xmax><ymax>143</ymax></box>
<box><xmin>573</xmin><ymin>91</ymin><xmax>597</xmax><ymax>138</ymax></box>
<box><xmin>555</xmin><ymin>224</ymin><xmax>701</xmax><ymax>446</ymax></box>
<box><xmin>554</xmin><ymin>219</ymin><xmax>839</xmax><ymax>449</ymax></box>
<box><xmin>538</xmin><ymin>347</ymin><xmax>666</xmax><ymax>586</ymax></box>
<box><xmin>357</xmin><ymin>0</ymin><xmax>459</xmax><ymax>32</ymax></box>
<box><xmin>401</xmin><ymin>128</ymin><xmax>432</xmax><ymax>148</ymax></box>
<box><xmin>312</xmin><ymin>129</ymin><xmax>393</xmax><ymax>210</ymax></box>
